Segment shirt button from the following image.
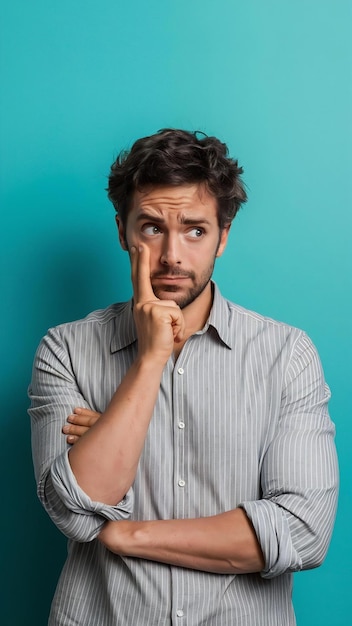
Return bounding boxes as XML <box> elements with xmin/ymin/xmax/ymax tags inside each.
<box><xmin>177</xmin><ymin>367</ymin><xmax>184</xmax><ymax>375</ymax></box>
<box><xmin>178</xmin><ymin>421</ymin><xmax>185</xmax><ymax>429</ymax></box>
<box><xmin>176</xmin><ymin>609</ymin><xmax>184</xmax><ymax>617</ymax></box>
<box><xmin>178</xmin><ymin>479</ymin><xmax>186</xmax><ymax>487</ymax></box>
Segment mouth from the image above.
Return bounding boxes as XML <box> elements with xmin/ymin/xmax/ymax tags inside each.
<box><xmin>154</xmin><ymin>275</ymin><xmax>188</xmax><ymax>281</ymax></box>
<box><xmin>152</xmin><ymin>269</ymin><xmax>194</xmax><ymax>280</ymax></box>
<box><xmin>151</xmin><ymin>275</ymin><xmax>192</xmax><ymax>295</ymax></box>
<box><xmin>152</xmin><ymin>276</ymin><xmax>191</xmax><ymax>288</ymax></box>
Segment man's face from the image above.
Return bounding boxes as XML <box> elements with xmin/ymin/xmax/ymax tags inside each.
<box><xmin>117</xmin><ymin>184</ymin><xmax>230</xmax><ymax>309</ymax></box>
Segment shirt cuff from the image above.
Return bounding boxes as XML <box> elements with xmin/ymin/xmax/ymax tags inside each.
<box><xmin>50</xmin><ymin>450</ymin><xmax>134</xmax><ymax>521</ymax></box>
<box><xmin>239</xmin><ymin>499</ymin><xmax>302</xmax><ymax>578</ymax></box>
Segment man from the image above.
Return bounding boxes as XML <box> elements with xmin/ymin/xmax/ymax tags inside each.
<box><xmin>29</xmin><ymin>129</ymin><xmax>338</xmax><ymax>625</ymax></box>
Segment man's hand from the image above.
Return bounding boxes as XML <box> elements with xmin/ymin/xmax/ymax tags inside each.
<box><xmin>63</xmin><ymin>408</ymin><xmax>101</xmax><ymax>444</ymax></box>
<box><xmin>131</xmin><ymin>244</ymin><xmax>185</xmax><ymax>364</ymax></box>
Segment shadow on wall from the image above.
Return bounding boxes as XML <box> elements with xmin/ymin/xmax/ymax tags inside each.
<box><xmin>3</xmin><ymin>224</ymin><xmax>129</xmax><ymax>626</ymax></box>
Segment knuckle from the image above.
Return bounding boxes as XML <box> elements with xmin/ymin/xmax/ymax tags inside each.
<box><xmin>138</xmin><ymin>301</ymin><xmax>155</xmax><ymax>314</ymax></box>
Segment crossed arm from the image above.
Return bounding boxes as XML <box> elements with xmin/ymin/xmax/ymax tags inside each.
<box><xmin>62</xmin><ymin>406</ymin><xmax>264</xmax><ymax>573</ymax></box>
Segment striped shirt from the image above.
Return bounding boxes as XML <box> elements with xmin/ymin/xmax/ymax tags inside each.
<box><xmin>28</xmin><ymin>283</ymin><xmax>338</xmax><ymax>626</ymax></box>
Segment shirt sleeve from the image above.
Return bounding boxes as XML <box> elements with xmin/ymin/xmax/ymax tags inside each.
<box><xmin>28</xmin><ymin>326</ymin><xmax>134</xmax><ymax>542</ymax></box>
<box><xmin>239</xmin><ymin>331</ymin><xmax>338</xmax><ymax>578</ymax></box>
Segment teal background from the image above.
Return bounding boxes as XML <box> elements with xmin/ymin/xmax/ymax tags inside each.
<box><xmin>1</xmin><ymin>1</ymin><xmax>351</xmax><ymax>624</ymax></box>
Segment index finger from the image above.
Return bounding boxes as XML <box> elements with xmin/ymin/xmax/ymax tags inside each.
<box><xmin>131</xmin><ymin>244</ymin><xmax>156</xmax><ymax>303</ymax></box>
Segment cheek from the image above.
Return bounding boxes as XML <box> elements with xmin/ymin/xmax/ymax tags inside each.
<box><xmin>193</xmin><ymin>239</ymin><xmax>219</xmax><ymax>260</ymax></box>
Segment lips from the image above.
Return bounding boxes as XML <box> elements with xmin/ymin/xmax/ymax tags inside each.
<box><xmin>152</xmin><ymin>276</ymin><xmax>190</xmax><ymax>285</ymax></box>
<box><xmin>151</xmin><ymin>270</ymin><xmax>194</xmax><ymax>280</ymax></box>
<box><xmin>154</xmin><ymin>275</ymin><xmax>188</xmax><ymax>280</ymax></box>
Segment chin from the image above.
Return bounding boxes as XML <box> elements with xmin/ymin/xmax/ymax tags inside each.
<box><xmin>156</xmin><ymin>285</ymin><xmax>210</xmax><ymax>310</ymax></box>
<box><xmin>152</xmin><ymin>272</ymin><xmax>213</xmax><ymax>307</ymax></box>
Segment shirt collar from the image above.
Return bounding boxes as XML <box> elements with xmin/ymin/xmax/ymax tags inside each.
<box><xmin>110</xmin><ymin>300</ymin><xmax>137</xmax><ymax>353</ymax></box>
<box><xmin>110</xmin><ymin>282</ymin><xmax>233</xmax><ymax>354</ymax></box>
<box><xmin>204</xmin><ymin>282</ymin><xmax>233</xmax><ymax>349</ymax></box>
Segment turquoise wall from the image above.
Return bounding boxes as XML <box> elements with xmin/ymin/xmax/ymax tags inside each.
<box><xmin>1</xmin><ymin>1</ymin><xmax>351</xmax><ymax>624</ymax></box>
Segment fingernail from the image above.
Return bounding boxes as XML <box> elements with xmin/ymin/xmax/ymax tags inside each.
<box><xmin>130</xmin><ymin>246</ymin><xmax>136</xmax><ymax>253</ymax></box>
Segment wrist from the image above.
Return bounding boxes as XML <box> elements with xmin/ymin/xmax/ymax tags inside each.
<box><xmin>135</xmin><ymin>352</ymin><xmax>169</xmax><ymax>371</ymax></box>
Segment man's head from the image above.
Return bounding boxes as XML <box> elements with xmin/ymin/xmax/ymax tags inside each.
<box><xmin>107</xmin><ymin>128</ymin><xmax>247</xmax><ymax>233</ymax></box>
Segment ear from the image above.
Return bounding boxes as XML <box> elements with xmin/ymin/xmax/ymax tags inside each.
<box><xmin>115</xmin><ymin>215</ymin><xmax>128</xmax><ymax>251</ymax></box>
<box><xmin>216</xmin><ymin>224</ymin><xmax>231</xmax><ymax>258</ymax></box>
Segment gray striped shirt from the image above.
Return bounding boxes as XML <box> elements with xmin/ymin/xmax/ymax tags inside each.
<box><xmin>29</xmin><ymin>283</ymin><xmax>338</xmax><ymax>625</ymax></box>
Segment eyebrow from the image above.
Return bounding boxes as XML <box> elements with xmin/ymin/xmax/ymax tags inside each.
<box><xmin>135</xmin><ymin>211</ymin><xmax>212</xmax><ymax>226</ymax></box>
<box><xmin>135</xmin><ymin>212</ymin><xmax>165</xmax><ymax>224</ymax></box>
<box><xmin>179</xmin><ymin>216</ymin><xmax>212</xmax><ymax>226</ymax></box>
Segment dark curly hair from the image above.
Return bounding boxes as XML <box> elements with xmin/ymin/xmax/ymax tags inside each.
<box><xmin>107</xmin><ymin>128</ymin><xmax>247</xmax><ymax>229</ymax></box>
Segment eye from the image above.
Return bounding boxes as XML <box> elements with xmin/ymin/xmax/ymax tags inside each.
<box><xmin>188</xmin><ymin>227</ymin><xmax>205</xmax><ymax>238</ymax></box>
<box><xmin>142</xmin><ymin>224</ymin><xmax>162</xmax><ymax>236</ymax></box>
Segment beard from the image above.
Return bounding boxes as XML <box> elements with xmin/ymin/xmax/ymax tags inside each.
<box><xmin>150</xmin><ymin>259</ymin><xmax>216</xmax><ymax>309</ymax></box>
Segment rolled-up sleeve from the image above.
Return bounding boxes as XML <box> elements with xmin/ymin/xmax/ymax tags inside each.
<box><xmin>240</xmin><ymin>332</ymin><xmax>338</xmax><ymax>578</ymax></box>
<box><xmin>29</xmin><ymin>326</ymin><xmax>134</xmax><ymax>542</ymax></box>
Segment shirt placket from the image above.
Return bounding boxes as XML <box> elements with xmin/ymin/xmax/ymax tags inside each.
<box><xmin>170</xmin><ymin>351</ymin><xmax>188</xmax><ymax>624</ymax></box>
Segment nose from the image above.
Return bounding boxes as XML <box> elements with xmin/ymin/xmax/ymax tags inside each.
<box><xmin>160</xmin><ymin>233</ymin><xmax>181</xmax><ymax>266</ymax></box>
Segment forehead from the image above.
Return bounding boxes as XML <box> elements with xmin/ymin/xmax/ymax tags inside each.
<box><xmin>130</xmin><ymin>183</ymin><xmax>218</xmax><ymax>217</ymax></box>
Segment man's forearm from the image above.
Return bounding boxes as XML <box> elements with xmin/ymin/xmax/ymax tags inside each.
<box><xmin>68</xmin><ymin>356</ymin><xmax>164</xmax><ymax>505</ymax></box>
<box><xmin>99</xmin><ymin>508</ymin><xmax>265</xmax><ymax>574</ymax></box>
